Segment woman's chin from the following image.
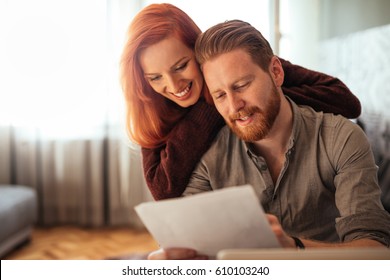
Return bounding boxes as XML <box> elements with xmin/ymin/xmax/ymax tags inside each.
<box><xmin>174</xmin><ymin>92</ymin><xmax>201</xmax><ymax>108</ymax></box>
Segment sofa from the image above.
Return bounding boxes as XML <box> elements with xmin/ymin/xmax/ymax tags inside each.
<box><xmin>0</xmin><ymin>185</ymin><xmax>37</xmax><ymax>258</ymax></box>
<box><xmin>357</xmin><ymin>116</ymin><xmax>390</xmax><ymax>212</ymax></box>
<box><xmin>319</xmin><ymin>24</ymin><xmax>390</xmax><ymax>212</ymax></box>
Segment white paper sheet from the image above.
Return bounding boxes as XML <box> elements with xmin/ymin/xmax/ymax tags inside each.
<box><xmin>135</xmin><ymin>185</ymin><xmax>280</xmax><ymax>257</ymax></box>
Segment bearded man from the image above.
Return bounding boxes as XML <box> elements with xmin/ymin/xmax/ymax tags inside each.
<box><xmin>148</xmin><ymin>20</ymin><xmax>390</xmax><ymax>260</ymax></box>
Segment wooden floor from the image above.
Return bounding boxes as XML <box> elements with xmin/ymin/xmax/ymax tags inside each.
<box><xmin>3</xmin><ymin>226</ymin><xmax>159</xmax><ymax>260</ymax></box>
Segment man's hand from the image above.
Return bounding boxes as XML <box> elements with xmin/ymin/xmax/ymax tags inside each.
<box><xmin>147</xmin><ymin>248</ymin><xmax>209</xmax><ymax>260</ymax></box>
<box><xmin>266</xmin><ymin>214</ymin><xmax>297</xmax><ymax>248</ymax></box>
<box><xmin>266</xmin><ymin>214</ymin><xmax>387</xmax><ymax>248</ymax></box>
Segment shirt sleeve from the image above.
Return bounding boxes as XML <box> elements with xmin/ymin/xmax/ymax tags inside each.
<box><xmin>280</xmin><ymin>57</ymin><xmax>361</xmax><ymax>119</ymax></box>
<box><xmin>141</xmin><ymin>100</ymin><xmax>225</xmax><ymax>200</ymax></box>
<box><xmin>329</xmin><ymin>117</ymin><xmax>390</xmax><ymax>246</ymax></box>
<box><xmin>182</xmin><ymin>158</ymin><xmax>214</xmax><ymax>196</ymax></box>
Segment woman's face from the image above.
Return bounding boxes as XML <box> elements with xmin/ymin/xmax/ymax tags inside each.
<box><xmin>140</xmin><ymin>36</ymin><xmax>203</xmax><ymax>107</ymax></box>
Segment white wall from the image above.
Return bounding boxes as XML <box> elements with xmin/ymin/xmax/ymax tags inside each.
<box><xmin>279</xmin><ymin>0</ymin><xmax>320</xmax><ymax>69</ymax></box>
<box><xmin>278</xmin><ymin>0</ymin><xmax>390</xmax><ymax>70</ymax></box>
<box><xmin>320</xmin><ymin>0</ymin><xmax>390</xmax><ymax>39</ymax></box>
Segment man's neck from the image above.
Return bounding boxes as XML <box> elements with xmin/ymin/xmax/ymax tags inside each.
<box><xmin>250</xmin><ymin>96</ymin><xmax>293</xmax><ymax>184</ymax></box>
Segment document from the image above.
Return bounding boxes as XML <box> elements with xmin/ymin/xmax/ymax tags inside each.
<box><xmin>135</xmin><ymin>185</ymin><xmax>280</xmax><ymax>257</ymax></box>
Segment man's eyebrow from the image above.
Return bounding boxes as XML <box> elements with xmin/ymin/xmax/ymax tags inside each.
<box><xmin>209</xmin><ymin>75</ymin><xmax>254</xmax><ymax>95</ymax></box>
<box><xmin>210</xmin><ymin>88</ymin><xmax>222</xmax><ymax>95</ymax></box>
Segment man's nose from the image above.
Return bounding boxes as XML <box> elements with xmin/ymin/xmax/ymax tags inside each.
<box><xmin>228</xmin><ymin>93</ymin><xmax>245</xmax><ymax>112</ymax></box>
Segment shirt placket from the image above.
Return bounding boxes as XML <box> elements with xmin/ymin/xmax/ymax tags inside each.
<box><xmin>248</xmin><ymin>141</ymin><xmax>295</xmax><ymax>220</ymax></box>
<box><xmin>249</xmin><ymin>155</ymin><xmax>274</xmax><ymax>212</ymax></box>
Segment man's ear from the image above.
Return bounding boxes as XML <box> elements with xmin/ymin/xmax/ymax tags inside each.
<box><xmin>269</xmin><ymin>56</ymin><xmax>284</xmax><ymax>87</ymax></box>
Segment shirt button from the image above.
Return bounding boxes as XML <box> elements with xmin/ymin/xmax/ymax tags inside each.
<box><xmin>260</xmin><ymin>165</ymin><xmax>268</xmax><ymax>171</ymax></box>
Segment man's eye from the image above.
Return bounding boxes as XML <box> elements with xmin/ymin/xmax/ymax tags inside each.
<box><xmin>215</xmin><ymin>92</ymin><xmax>226</xmax><ymax>100</ymax></box>
<box><xmin>234</xmin><ymin>82</ymin><xmax>249</xmax><ymax>90</ymax></box>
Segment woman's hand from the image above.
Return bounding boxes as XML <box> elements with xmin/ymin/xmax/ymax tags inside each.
<box><xmin>147</xmin><ymin>248</ymin><xmax>209</xmax><ymax>260</ymax></box>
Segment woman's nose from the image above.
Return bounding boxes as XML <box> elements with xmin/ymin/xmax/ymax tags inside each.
<box><xmin>165</xmin><ymin>75</ymin><xmax>180</xmax><ymax>94</ymax></box>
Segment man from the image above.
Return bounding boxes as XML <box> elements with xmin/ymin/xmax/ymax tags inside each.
<box><xmin>148</xmin><ymin>20</ymin><xmax>390</xmax><ymax>260</ymax></box>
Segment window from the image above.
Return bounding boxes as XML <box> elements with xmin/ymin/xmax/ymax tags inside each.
<box><xmin>0</xmin><ymin>0</ymin><xmax>273</xmax><ymax>139</ymax></box>
<box><xmin>0</xmin><ymin>0</ymin><xmax>113</xmax><ymax>139</ymax></box>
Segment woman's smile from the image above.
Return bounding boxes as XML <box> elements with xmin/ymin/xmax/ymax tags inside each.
<box><xmin>172</xmin><ymin>82</ymin><xmax>192</xmax><ymax>99</ymax></box>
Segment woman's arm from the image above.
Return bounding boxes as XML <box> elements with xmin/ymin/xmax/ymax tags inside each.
<box><xmin>142</xmin><ymin>100</ymin><xmax>225</xmax><ymax>200</ymax></box>
<box><xmin>280</xmin><ymin>57</ymin><xmax>361</xmax><ymax>119</ymax></box>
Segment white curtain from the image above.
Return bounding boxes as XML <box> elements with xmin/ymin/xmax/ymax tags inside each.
<box><xmin>0</xmin><ymin>0</ymin><xmax>274</xmax><ymax>227</ymax></box>
<box><xmin>0</xmin><ymin>0</ymin><xmax>152</xmax><ymax>227</ymax></box>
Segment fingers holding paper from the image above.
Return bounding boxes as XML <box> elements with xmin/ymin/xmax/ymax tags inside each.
<box><xmin>266</xmin><ymin>214</ymin><xmax>296</xmax><ymax>248</ymax></box>
<box><xmin>148</xmin><ymin>215</ymin><xmax>292</xmax><ymax>260</ymax></box>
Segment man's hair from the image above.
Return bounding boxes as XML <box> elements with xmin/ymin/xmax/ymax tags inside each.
<box><xmin>195</xmin><ymin>20</ymin><xmax>274</xmax><ymax>72</ymax></box>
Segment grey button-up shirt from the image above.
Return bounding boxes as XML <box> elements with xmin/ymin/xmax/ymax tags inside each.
<box><xmin>184</xmin><ymin>99</ymin><xmax>390</xmax><ymax>245</ymax></box>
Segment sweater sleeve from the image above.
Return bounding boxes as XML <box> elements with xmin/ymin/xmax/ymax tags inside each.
<box><xmin>280</xmin><ymin>57</ymin><xmax>361</xmax><ymax>119</ymax></box>
<box><xmin>141</xmin><ymin>100</ymin><xmax>225</xmax><ymax>200</ymax></box>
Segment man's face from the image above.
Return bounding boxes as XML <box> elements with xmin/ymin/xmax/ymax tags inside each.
<box><xmin>202</xmin><ymin>49</ymin><xmax>282</xmax><ymax>142</ymax></box>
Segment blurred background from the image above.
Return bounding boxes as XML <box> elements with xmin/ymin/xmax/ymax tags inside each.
<box><xmin>0</xmin><ymin>0</ymin><xmax>389</xmax><ymax>258</ymax></box>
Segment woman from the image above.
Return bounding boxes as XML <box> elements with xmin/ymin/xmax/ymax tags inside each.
<box><xmin>120</xmin><ymin>3</ymin><xmax>361</xmax><ymax>201</ymax></box>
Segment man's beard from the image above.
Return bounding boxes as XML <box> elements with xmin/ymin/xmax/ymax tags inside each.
<box><xmin>226</xmin><ymin>86</ymin><xmax>281</xmax><ymax>142</ymax></box>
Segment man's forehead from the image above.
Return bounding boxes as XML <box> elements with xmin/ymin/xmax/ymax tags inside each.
<box><xmin>202</xmin><ymin>50</ymin><xmax>255</xmax><ymax>87</ymax></box>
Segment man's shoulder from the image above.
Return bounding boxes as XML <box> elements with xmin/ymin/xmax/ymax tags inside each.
<box><xmin>297</xmin><ymin>104</ymin><xmax>358</xmax><ymax>130</ymax></box>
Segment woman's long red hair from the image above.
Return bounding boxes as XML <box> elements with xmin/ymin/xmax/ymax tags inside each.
<box><xmin>120</xmin><ymin>3</ymin><xmax>202</xmax><ymax>148</ymax></box>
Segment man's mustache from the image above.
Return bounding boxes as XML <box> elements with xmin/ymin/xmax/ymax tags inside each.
<box><xmin>229</xmin><ymin>106</ymin><xmax>262</xmax><ymax>122</ymax></box>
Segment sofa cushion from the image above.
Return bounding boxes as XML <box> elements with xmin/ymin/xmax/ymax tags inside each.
<box><xmin>0</xmin><ymin>185</ymin><xmax>37</xmax><ymax>242</ymax></box>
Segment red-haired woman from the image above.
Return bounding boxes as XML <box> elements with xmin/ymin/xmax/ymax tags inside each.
<box><xmin>120</xmin><ymin>3</ymin><xmax>361</xmax><ymax>200</ymax></box>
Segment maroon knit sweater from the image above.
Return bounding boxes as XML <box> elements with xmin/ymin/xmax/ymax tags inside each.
<box><xmin>142</xmin><ymin>58</ymin><xmax>361</xmax><ymax>200</ymax></box>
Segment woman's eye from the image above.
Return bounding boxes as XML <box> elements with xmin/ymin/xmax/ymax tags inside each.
<box><xmin>149</xmin><ymin>76</ymin><xmax>161</xmax><ymax>82</ymax></box>
<box><xmin>175</xmin><ymin>61</ymin><xmax>188</xmax><ymax>71</ymax></box>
